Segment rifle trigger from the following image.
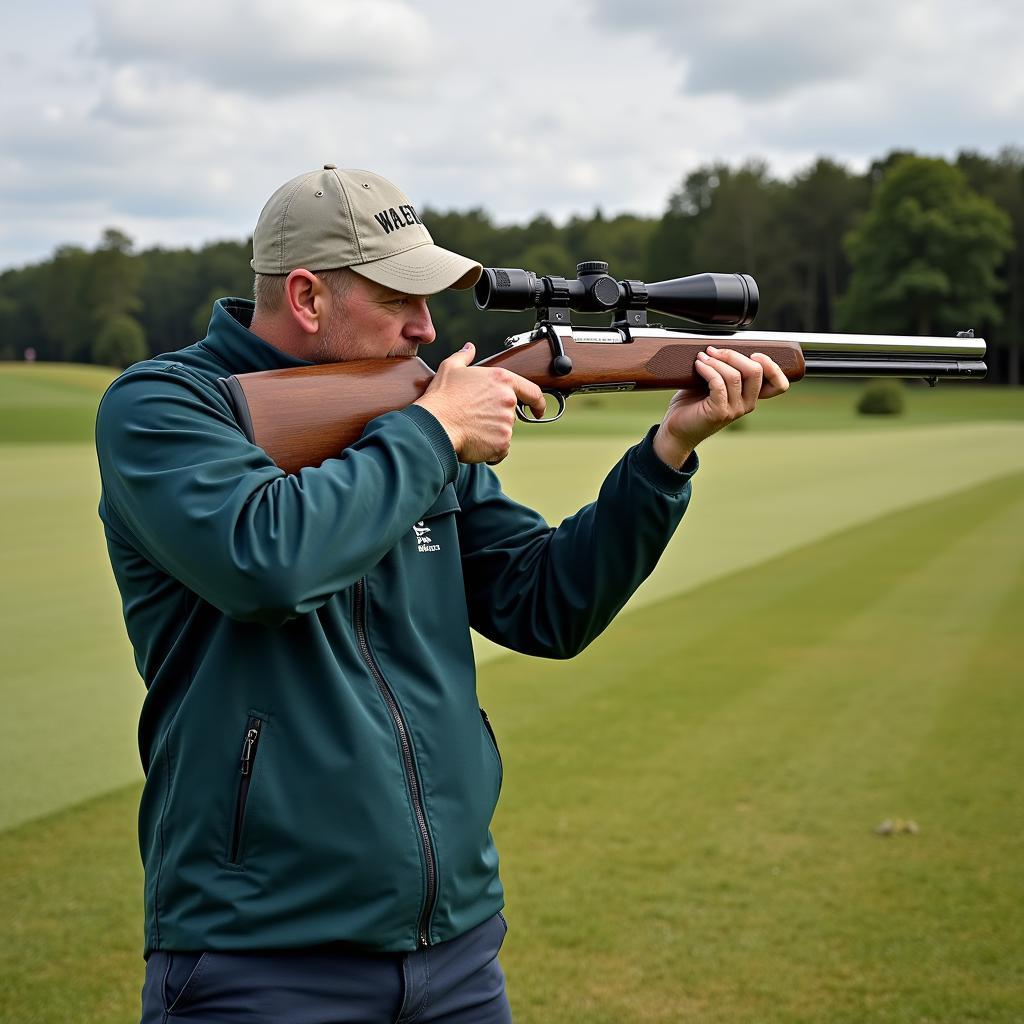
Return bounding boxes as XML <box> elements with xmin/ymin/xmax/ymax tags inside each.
<box><xmin>516</xmin><ymin>391</ymin><xmax>567</xmax><ymax>425</ymax></box>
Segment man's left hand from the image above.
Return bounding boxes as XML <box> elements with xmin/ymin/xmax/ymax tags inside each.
<box><xmin>653</xmin><ymin>346</ymin><xmax>791</xmax><ymax>469</ymax></box>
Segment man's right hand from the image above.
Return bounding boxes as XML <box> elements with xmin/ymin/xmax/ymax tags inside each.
<box><xmin>413</xmin><ymin>343</ymin><xmax>546</xmax><ymax>465</ymax></box>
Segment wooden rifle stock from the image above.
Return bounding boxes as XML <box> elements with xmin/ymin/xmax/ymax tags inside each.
<box><xmin>219</xmin><ymin>357</ymin><xmax>438</xmax><ymax>476</ymax></box>
<box><xmin>219</xmin><ymin>326</ymin><xmax>986</xmax><ymax>475</ymax></box>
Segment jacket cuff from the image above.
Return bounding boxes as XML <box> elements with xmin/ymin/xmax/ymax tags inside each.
<box><xmin>632</xmin><ymin>425</ymin><xmax>699</xmax><ymax>494</ymax></box>
<box><xmin>399</xmin><ymin>405</ymin><xmax>459</xmax><ymax>485</ymax></box>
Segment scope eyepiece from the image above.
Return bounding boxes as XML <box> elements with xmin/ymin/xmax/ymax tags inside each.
<box><xmin>473</xmin><ymin>268</ymin><xmax>541</xmax><ymax>312</ymax></box>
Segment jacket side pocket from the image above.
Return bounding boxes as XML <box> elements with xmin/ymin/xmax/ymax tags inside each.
<box><xmin>228</xmin><ymin>713</ymin><xmax>265</xmax><ymax>865</ymax></box>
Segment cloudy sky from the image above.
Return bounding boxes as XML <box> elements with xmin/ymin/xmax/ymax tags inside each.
<box><xmin>1</xmin><ymin>0</ymin><xmax>1021</xmax><ymax>271</ymax></box>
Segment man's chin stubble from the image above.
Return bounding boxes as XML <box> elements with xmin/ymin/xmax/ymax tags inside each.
<box><xmin>313</xmin><ymin>335</ymin><xmax>417</xmax><ymax>363</ymax></box>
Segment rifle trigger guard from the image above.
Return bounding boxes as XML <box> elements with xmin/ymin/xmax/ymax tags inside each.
<box><xmin>516</xmin><ymin>390</ymin><xmax>567</xmax><ymax>425</ymax></box>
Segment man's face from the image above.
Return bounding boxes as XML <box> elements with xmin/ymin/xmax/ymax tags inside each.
<box><xmin>314</xmin><ymin>273</ymin><xmax>436</xmax><ymax>363</ymax></box>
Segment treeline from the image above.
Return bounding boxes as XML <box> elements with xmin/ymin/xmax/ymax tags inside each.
<box><xmin>1</xmin><ymin>149</ymin><xmax>1021</xmax><ymax>383</ymax></box>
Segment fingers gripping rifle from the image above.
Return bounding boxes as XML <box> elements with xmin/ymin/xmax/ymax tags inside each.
<box><xmin>218</xmin><ymin>262</ymin><xmax>987</xmax><ymax>475</ymax></box>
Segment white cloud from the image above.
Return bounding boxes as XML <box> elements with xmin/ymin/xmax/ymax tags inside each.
<box><xmin>92</xmin><ymin>66</ymin><xmax>244</xmax><ymax>128</ymax></box>
<box><xmin>92</xmin><ymin>0</ymin><xmax>435</xmax><ymax>96</ymax></box>
<box><xmin>585</xmin><ymin>0</ymin><xmax>1024</xmax><ymax>103</ymax></box>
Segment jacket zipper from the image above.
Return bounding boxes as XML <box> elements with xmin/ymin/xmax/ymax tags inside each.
<box><xmin>354</xmin><ymin>577</ymin><xmax>438</xmax><ymax>948</ymax></box>
<box><xmin>229</xmin><ymin>716</ymin><xmax>263</xmax><ymax>864</ymax></box>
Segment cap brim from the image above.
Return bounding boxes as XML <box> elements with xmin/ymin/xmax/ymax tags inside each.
<box><xmin>350</xmin><ymin>243</ymin><xmax>482</xmax><ymax>296</ymax></box>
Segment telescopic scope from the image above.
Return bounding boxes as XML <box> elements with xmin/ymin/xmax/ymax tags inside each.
<box><xmin>474</xmin><ymin>262</ymin><xmax>758</xmax><ymax>328</ymax></box>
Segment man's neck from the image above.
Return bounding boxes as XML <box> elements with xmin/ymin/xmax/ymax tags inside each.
<box><xmin>249</xmin><ymin>310</ymin><xmax>310</xmax><ymax>362</ymax></box>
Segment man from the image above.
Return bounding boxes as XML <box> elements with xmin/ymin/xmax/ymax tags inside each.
<box><xmin>95</xmin><ymin>165</ymin><xmax>789</xmax><ymax>1023</ymax></box>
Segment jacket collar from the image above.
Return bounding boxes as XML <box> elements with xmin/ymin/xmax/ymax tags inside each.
<box><xmin>199</xmin><ymin>297</ymin><xmax>313</xmax><ymax>374</ymax></box>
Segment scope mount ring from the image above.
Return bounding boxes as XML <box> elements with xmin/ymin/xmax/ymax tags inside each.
<box><xmin>516</xmin><ymin>390</ymin><xmax>567</xmax><ymax>425</ymax></box>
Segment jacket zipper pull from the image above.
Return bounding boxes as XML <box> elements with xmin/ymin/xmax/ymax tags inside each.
<box><xmin>240</xmin><ymin>727</ymin><xmax>259</xmax><ymax>775</ymax></box>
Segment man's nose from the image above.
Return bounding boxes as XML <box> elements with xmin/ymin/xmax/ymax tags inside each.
<box><xmin>405</xmin><ymin>298</ymin><xmax>436</xmax><ymax>345</ymax></box>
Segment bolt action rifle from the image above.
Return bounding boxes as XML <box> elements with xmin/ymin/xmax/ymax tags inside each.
<box><xmin>218</xmin><ymin>262</ymin><xmax>987</xmax><ymax>475</ymax></box>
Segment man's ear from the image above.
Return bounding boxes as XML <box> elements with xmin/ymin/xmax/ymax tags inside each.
<box><xmin>284</xmin><ymin>269</ymin><xmax>322</xmax><ymax>335</ymax></box>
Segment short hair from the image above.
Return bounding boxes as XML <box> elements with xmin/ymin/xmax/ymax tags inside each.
<box><xmin>253</xmin><ymin>267</ymin><xmax>357</xmax><ymax>315</ymax></box>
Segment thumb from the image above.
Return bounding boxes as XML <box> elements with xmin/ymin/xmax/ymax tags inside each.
<box><xmin>445</xmin><ymin>341</ymin><xmax>475</xmax><ymax>367</ymax></box>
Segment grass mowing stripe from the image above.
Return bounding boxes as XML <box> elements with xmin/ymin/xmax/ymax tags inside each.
<box><xmin>867</xmin><ymin>562</ymin><xmax>1024</xmax><ymax>1016</ymax></box>
<box><xmin>474</xmin><ymin>421</ymin><xmax>1024</xmax><ymax>666</ymax></box>
<box><xmin>0</xmin><ymin>364</ymin><xmax>117</xmax><ymax>403</ymax></box>
<box><xmin>0</xmin><ymin>444</ymin><xmax>143</xmax><ymax>832</ymax></box>
<box><xmin>1</xmin><ymin>473</ymin><xmax>1021</xmax><ymax>1023</ymax></box>
<box><xmin>0</xmin><ymin>364</ymin><xmax>117</xmax><ymax>444</ymax></box>
<box><xmin>480</xmin><ymin>466</ymin><xmax>1024</xmax><ymax>748</ymax></box>
<box><xmin>709</xmin><ymin>484</ymin><xmax>1024</xmax><ymax>812</ymax></box>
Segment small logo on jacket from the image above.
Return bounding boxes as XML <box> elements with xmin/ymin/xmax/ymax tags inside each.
<box><xmin>413</xmin><ymin>521</ymin><xmax>440</xmax><ymax>553</ymax></box>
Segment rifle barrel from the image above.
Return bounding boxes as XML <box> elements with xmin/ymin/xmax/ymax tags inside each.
<box><xmin>791</xmin><ymin>331</ymin><xmax>985</xmax><ymax>380</ymax></box>
<box><xmin>801</xmin><ymin>357</ymin><xmax>986</xmax><ymax>380</ymax></box>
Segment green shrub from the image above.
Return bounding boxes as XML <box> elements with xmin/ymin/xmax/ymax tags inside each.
<box><xmin>92</xmin><ymin>315</ymin><xmax>147</xmax><ymax>368</ymax></box>
<box><xmin>857</xmin><ymin>380</ymin><xmax>905</xmax><ymax>416</ymax></box>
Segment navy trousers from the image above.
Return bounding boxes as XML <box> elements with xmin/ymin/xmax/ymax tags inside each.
<box><xmin>140</xmin><ymin>913</ymin><xmax>512</xmax><ymax>1023</ymax></box>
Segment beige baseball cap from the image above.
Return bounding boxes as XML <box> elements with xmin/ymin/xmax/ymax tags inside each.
<box><xmin>251</xmin><ymin>165</ymin><xmax>482</xmax><ymax>295</ymax></box>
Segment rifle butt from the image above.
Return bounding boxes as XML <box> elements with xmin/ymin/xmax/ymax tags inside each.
<box><xmin>220</xmin><ymin>358</ymin><xmax>435</xmax><ymax>475</ymax></box>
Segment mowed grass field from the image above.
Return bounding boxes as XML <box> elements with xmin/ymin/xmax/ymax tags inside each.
<box><xmin>2</xmin><ymin>363</ymin><xmax>1023</xmax><ymax>1022</ymax></box>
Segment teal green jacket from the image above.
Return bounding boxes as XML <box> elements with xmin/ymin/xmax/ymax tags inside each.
<box><xmin>95</xmin><ymin>298</ymin><xmax>698</xmax><ymax>954</ymax></box>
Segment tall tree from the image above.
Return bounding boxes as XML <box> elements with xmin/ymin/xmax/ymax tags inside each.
<box><xmin>839</xmin><ymin>156</ymin><xmax>1013</xmax><ymax>337</ymax></box>
<box><xmin>137</xmin><ymin>247</ymin><xmax>201</xmax><ymax>356</ymax></box>
<box><xmin>0</xmin><ymin>264</ymin><xmax>47</xmax><ymax>359</ymax></box>
<box><xmin>784</xmin><ymin>159</ymin><xmax>870</xmax><ymax>331</ymax></box>
<box><xmin>91</xmin><ymin>228</ymin><xmax>142</xmax><ymax>325</ymax></box>
<box><xmin>29</xmin><ymin>245</ymin><xmax>94</xmax><ymax>361</ymax></box>
<box><xmin>194</xmin><ymin>240</ymin><xmax>253</xmax><ymax>301</ymax></box>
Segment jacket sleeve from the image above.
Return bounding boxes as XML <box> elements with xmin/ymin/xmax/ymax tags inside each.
<box><xmin>455</xmin><ymin>426</ymin><xmax>698</xmax><ymax>659</ymax></box>
<box><xmin>95</xmin><ymin>363</ymin><xmax>457</xmax><ymax>625</ymax></box>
